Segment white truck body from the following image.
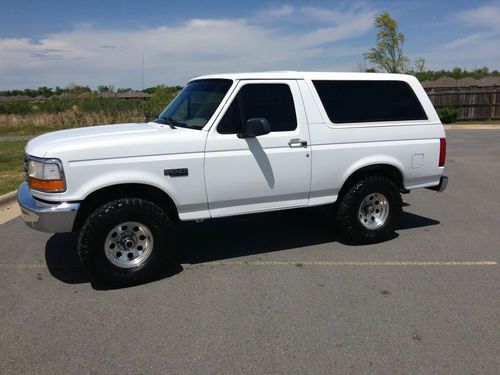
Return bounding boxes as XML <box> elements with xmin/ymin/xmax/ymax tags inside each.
<box><xmin>21</xmin><ymin>71</ymin><xmax>445</xmax><ymax>228</ymax></box>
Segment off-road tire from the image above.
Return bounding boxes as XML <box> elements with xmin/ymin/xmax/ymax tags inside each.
<box><xmin>335</xmin><ymin>175</ymin><xmax>402</xmax><ymax>244</ymax></box>
<box><xmin>77</xmin><ymin>198</ymin><xmax>172</xmax><ymax>285</ymax></box>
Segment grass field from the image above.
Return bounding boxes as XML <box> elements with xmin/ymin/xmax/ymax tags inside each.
<box><xmin>0</xmin><ymin>109</ymin><xmax>144</xmax><ymax>137</ymax></box>
<box><xmin>0</xmin><ymin>88</ymin><xmax>180</xmax><ymax>137</ymax></box>
<box><xmin>0</xmin><ymin>140</ymin><xmax>26</xmax><ymax>195</ymax></box>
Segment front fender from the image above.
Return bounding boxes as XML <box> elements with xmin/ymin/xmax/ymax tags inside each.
<box><xmin>53</xmin><ymin>153</ymin><xmax>209</xmax><ymax>221</ymax></box>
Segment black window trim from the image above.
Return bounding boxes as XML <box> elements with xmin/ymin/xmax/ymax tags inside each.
<box><xmin>312</xmin><ymin>79</ymin><xmax>429</xmax><ymax>127</ymax></box>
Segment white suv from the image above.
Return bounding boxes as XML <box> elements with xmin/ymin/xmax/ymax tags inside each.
<box><xmin>18</xmin><ymin>71</ymin><xmax>448</xmax><ymax>284</ymax></box>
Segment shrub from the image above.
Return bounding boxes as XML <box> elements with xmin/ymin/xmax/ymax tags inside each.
<box><xmin>437</xmin><ymin>107</ymin><xmax>458</xmax><ymax>124</ymax></box>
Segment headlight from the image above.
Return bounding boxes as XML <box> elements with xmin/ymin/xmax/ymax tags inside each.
<box><xmin>26</xmin><ymin>156</ymin><xmax>66</xmax><ymax>192</ymax></box>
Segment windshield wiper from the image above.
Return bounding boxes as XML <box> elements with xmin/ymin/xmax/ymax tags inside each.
<box><xmin>155</xmin><ymin>117</ymin><xmax>187</xmax><ymax>129</ymax></box>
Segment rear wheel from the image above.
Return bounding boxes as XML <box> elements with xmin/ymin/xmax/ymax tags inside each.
<box><xmin>335</xmin><ymin>175</ymin><xmax>402</xmax><ymax>244</ymax></box>
<box><xmin>78</xmin><ymin>198</ymin><xmax>172</xmax><ymax>285</ymax></box>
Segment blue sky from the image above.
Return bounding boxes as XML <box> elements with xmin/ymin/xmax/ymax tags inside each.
<box><xmin>1</xmin><ymin>0</ymin><xmax>499</xmax><ymax>89</ymax></box>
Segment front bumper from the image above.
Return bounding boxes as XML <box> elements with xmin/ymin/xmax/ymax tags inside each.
<box><xmin>17</xmin><ymin>182</ymin><xmax>80</xmax><ymax>233</ymax></box>
<box><xmin>426</xmin><ymin>175</ymin><xmax>449</xmax><ymax>192</ymax></box>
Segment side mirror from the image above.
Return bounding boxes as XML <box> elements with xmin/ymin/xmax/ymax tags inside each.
<box><xmin>237</xmin><ymin>118</ymin><xmax>270</xmax><ymax>138</ymax></box>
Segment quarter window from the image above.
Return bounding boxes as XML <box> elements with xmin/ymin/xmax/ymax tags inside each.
<box><xmin>218</xmin><ymin>84</ymin><xmax>297</xmax><ymax>134</ymax></box>
<box><xmin>313</xmin><ymin>80</ymin><xmax>428</xmax><ymax>123</ymax></box>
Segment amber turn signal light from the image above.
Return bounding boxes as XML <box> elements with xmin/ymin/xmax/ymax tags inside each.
<box><xmin>28</xmin><ymin>177</ymin><xmax>65</xmax><ymax>192</ymax></box>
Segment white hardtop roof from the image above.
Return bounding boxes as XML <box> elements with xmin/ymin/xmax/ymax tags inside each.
<box><xmin>191</xmin><ymin>71</ymin><xmax>414</xmax><ymax>82</ymax></box>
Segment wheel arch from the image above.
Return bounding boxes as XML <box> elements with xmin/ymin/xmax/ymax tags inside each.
<box><xmin>73</xmin><ymin>183</ymin><xmax>179</xmax><ymax>232</ymax></box>
<box><xmin>338</xmin><ymin>163</ymin><xmax>406</xmax><ymax>199</ymax></box>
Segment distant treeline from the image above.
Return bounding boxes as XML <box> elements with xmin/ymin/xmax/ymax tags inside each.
<box><xmin>2</xmin><ymin>66</ymin><xmax>500</xmax><ymax>99</ymax></box>
<box><xmin>0</xmin><ymin>84</ymin><xmax>183</xmax><ymax>98</ymax></box>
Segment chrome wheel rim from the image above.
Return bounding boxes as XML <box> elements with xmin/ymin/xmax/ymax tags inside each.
<box><xmin>358</xmin><ymin>193</ymin><xmax>390</xmax><ymax>230</ymax></box>
<box><xmin>104</xmin><ymin>221</ymin><xmax>154</xmax><ymax>269</ymax></box>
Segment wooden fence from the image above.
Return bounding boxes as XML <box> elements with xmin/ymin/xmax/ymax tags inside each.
<box><xmin>426</xmin><ymin>89</ymin><xmax>500</xmax><ymax>121</ymax></box>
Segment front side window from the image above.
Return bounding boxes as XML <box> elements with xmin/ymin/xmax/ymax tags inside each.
<box><xmin>313</xmin><ymin>80</ymin><xmax>428</xmax><ymax>124</ymax></box>
<box><xmin>218</xmin><ymin>83</ymin><xmax>297</xmax><ymax>134</ymax></box>
<box><xmin>156</xmin><ymin>79</ymin><xmax>232</xmax><ymax>129</ymax></box>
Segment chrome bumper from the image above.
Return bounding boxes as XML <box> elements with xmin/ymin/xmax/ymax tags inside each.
<box><xmin>426</xmin><ymin>175</ymin><xmax>449</xmax><ymax>193</ymax></box>
<box><xmin>17</xmin><ymin>182</ymin><xmax>80</xmax><ymax>233</ymax></box>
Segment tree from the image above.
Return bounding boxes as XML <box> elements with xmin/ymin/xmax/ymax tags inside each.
<box><xmin>413</xmin><ymin>57</ymin><xmax>426</xmax><ymax>73</ymax></box>
<box><xmin>364</xmin><ymin>12</ymin><xmax>409</xmax><ymax>73</ymax></box>
<box><xmin>65</xmin><ymin>83</ymin><xmax>91</xmax><ymax>95</ymax></box>
<box><xmin>354</xmin><ymin>61</ymin><xmax>377</xmax><ymax>73</ymax></box>
<box><xmin>97</xmin><ymin>85</ymin><xmax>110</xmax><ymax>93</ymax></box>
<box><xmin>97</xmin><ymin>85</ymin><xmax>115</xmax><ymax>94</ymax></box>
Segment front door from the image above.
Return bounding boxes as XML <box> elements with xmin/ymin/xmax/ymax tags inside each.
<box><xmin>204</xmin><ymin>80</ymin><xmax>311</xmax><ymax>217</ymax></box>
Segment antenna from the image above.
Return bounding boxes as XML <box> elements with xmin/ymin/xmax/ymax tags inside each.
<box><xmin>141</xmin><ymin>50</ymin><xmax>146</xmax><ymax>123</ymax></box>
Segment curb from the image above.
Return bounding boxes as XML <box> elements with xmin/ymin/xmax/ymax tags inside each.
<box><xmin>0</xmin><ymin>190</ymin><xmax>17</xmax><ymax>207</ymax></box>
<box><xmin>445</xmin><ymin>124</ymin><xmax>500</xmax><ymax>129</ymax></box>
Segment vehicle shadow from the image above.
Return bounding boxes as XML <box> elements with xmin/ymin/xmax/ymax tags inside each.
<box><xmin>45</xmin><ymin>205</ymin><xmax>440</xmax><ymax>289</ymax></box>
<box><xmin>44</xmin><ymin>233</ymin><xmax>183</xmax><ymax>288</ymax></box>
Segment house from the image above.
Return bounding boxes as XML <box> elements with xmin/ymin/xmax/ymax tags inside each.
<box><xmin>421</xmin><ymin>77</ymin><xmax>500</xmax><ymax>91</ymax></box>
<box><xmin>116</xmin><ymin>90</ymin><xmax>151</xmax><ymax>100</ymax></box>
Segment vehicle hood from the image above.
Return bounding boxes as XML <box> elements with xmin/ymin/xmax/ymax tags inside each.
<box><xmin>25</xmin><ymin>122</ymin><xmax>207</xmax><ymax>160</ymax></box>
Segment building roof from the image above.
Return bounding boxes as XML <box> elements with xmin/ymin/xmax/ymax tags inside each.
<box><xmin>421</xmin><ymin>76</ymin><xmax>457</xmax><ymax>88</ymax></box>
<box><xmin>421</xmin><ymin>76</ymin><xmax>500</xmax><ymax>89</ymax></box>
<box><xmin>480</xmin><ymin>76</ymin><xmax>500</xmax><ymax>86</ymax></box>
<box><xmin>99</xmin><ymin>91</ymin><xmax>116</xmax><ymax>98</ymax></box>
<box><xmin>116</xmin><ymin>90</ymin><xmax>151</xmax><ymax>99</ymax></box>
<box><xmin>12</xmin><ymin>95</ymin><xmax>33</xmax><ymax>102</ymax></box>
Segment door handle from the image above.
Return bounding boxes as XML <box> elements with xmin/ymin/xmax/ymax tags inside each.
<box><xmin>288</xmin><ymin>138</ymin><xmax>308</xmax><ymax>148</ymax></box>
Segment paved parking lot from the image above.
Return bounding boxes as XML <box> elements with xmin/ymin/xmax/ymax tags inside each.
<box><xmin>0</xmin><ymin>130</ymin><xmax>499</xmax><ymax>374</ymax></box>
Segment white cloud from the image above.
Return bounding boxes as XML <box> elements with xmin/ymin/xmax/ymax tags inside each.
<box><xmin>427</xmin><ymin>4</ymin><xmax>500</xmax><ymax>69</ymax></box>
<box><xmin>442</xmin><ymin>4</ymin><xmax>500</xmax><ymax>51</ymax></box>
<box><xmin>455</xmin><ymin>5</ymin><xmax>500</xmax><ymax>31</ymax></box>
<box><xmin>265</xmin><ymin>5</ymin><xmax>295</xmax><ymax>17</ymax></box>
<box><xmin>444</xmin><ymin>32</ymin><xmax>490</xmax><ymax>49</ymax></box>
<box><xmin>0</xmin><ymin>5</ymin><xmax>376</xmax><ymax>89</ymax></box>
<box><xmin>425</xmin><ymin>38</ymin><xmax>500</xmax><ymax>70</ymax></box>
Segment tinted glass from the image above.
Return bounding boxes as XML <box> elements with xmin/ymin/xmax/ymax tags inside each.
<box><xmin>157</xmin><ymin>79</ymin><xmax>232</xmax><ymax>129</ymax></box>
<box><xmin>218</xmin><ymin>84</ymin><xmax>297</xmax><ymax>134</ymax></box>
<box><xmin>313</xmin><ymin>80</ymin><xmax>427</xmax><ymax>123</ymax></box>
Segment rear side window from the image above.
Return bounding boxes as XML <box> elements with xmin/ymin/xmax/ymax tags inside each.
<box><xmin>218</xmin><ymin>83</ymin><xmax>297</xmax><ymax>134</ymax></box>
<box><xmin>313</xmin><ymin>80</ymin><xmax>427</xmax><ymax>124</ymax></box>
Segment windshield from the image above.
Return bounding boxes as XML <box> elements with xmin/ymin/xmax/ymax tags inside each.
<box><xmin>156</xmin><ymin>79</ymin><xmax>233</xmax><ymax>130</ymax></box>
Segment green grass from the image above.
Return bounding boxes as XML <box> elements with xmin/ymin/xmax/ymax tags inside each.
<box><xmin>0</xmin><ymin>124</ymin><xmax>62</xmax><ymax>137</ymax></box>
<box><xmin>0</xmin><ymin>140</ymin><xmax>26</xmax><ymax>195</ymax></box>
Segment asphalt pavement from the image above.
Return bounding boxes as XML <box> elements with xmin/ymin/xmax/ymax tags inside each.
<box><xmin>0</xmin><ymin>130</ymin><xmax>499</xmax><ymax>374</ymax></box>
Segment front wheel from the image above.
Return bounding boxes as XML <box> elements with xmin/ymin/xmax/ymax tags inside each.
<box><xmin>77</xmin><ymin>198</ymin><xmax>172</xmax><ymax>285</ymax></box>
<box><xmin>335</xmin><ymin>175</ymin><xmax>402</xmax><ymax>244</ymax></box>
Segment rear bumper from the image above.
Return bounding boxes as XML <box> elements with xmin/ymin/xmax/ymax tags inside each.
<box><xmin>426</xmin><ymin>175</ymin><xmax>449</xmax><ymax>192</ymax></box>
<box><xmin>17</xmin><ymin>182</ymin><xmax>80</xmax><ymax>233</ymax></box>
